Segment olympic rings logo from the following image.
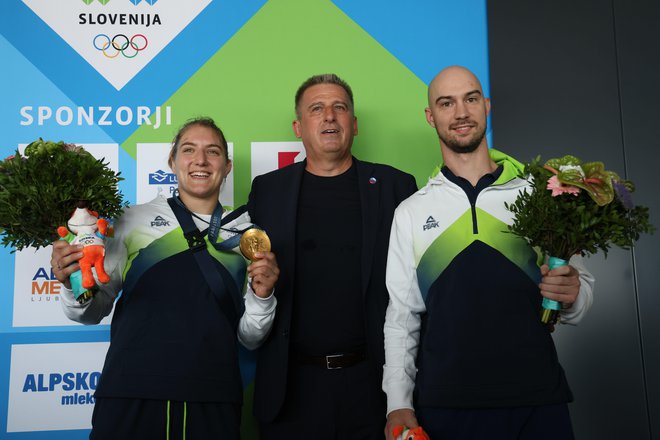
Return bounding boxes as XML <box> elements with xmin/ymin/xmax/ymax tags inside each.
<box><xmin>93</xmin><ymin>34</ymin><xmax>148</xmax><ymax>59</ymax></box>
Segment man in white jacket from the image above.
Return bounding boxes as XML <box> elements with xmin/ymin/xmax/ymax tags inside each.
<box><xmin>383</xmin><ymin>66</ymin><xmax>594</xmax><ymax>440</ymax></box>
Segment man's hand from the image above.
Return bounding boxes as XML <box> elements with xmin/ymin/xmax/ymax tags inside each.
<box><xmin>50</xmin><ymin>240</ymin><xmax>84</xmax><ymax>289</ymax></box>
<box><xmin>539</xmin><ymin>263</ymin><xmax>581</xmax><ymax>309</ymax></box>
<box><xmin>247</xmin><ymin>251</ymin><xmax>279</xmax><ymax>298</ymax></box>
<box><xmin>385</xmin><ymin>408</ymin><xmax>418</xmax><ymax>440</ymax></box>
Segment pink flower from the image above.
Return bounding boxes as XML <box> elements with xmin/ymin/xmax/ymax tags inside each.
<box><xmin>547</xmin><ymin>175</ymin><xmax>581</xmax><ymax>197</ymax></box>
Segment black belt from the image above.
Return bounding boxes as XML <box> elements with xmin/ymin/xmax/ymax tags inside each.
<box><xmin>294</xmin><ymin>351</ymin><xmax>366</xmax><ymax>369</ymax></box>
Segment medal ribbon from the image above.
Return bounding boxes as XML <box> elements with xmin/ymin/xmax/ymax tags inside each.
<box><xmin>172</xmin><ymin>193</ymin><xmax>253</xmax><ymax>252</ymax></box>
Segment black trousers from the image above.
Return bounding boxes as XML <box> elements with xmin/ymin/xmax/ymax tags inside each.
<box><xmin>417</xmin><ymin>403</ymin><xmax>574</xmax><ymax>440</ymax></box>
<box><xmin>90</xmin><ymin>397</ymin><xmax>241</xmax><ymax>440</ymax></box>
<box><xmin>259</xmin><ymin>360</ymin><xmax>386</xmax><ymax>440</ymax></box>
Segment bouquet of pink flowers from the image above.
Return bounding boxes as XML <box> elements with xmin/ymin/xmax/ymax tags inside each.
<box><xmin>506</xmin><ymin>155</ymin><xmax>654</xmax><ymax>324</ymax></box>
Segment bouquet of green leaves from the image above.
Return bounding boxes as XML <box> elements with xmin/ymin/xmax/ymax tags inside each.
<box><xmin>0</xmin><ymin>139</ymin><xmax>127</xmax><ymax>251</ymax></box>
<box><xmin>505</xmin><ymin>155</ymin><xmax>654</xmax><ymax>324</ymax></box>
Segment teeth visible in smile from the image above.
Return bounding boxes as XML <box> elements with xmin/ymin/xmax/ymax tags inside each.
<box><xmin>322</xmin><ymin>129</ymin><xmax>339</xmax><ymax>133</ymax></box>
<box><xmin>190</xmin><ymin>172</ymin><xmax>210</xmax><ymax>178</ymax></box>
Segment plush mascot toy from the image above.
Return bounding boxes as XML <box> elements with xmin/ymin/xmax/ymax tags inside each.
<box><xmin>392</xmin><ymin>425</ymin><xmax>431</xmax><ymax>440</ymax></box>
<box><xmin>57</xmin><ymin>207</ymin><xmax>110</xmax><ymax>302</ymax></box>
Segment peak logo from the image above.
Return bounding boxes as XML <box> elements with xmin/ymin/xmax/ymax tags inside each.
<box><xmin>151</xmin><ymin>215</ymin><xmax>171</xmax><ymax>227</ymax></box>
<box><xmin>423</xmin><ymin>216</ymin><xmax>439</xmax><ymax>231</ymax></box>
<box><xmin>23</xmin><ymin>0</ymin><xmax>212</xmax><ymax>90</ymax></box>
<box><xmin>149</xmin><ymin>169</ymin><xmax>177</xmax><ymax>185</ymax></box>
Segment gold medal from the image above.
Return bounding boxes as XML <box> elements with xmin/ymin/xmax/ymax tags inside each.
<box><xmin>239</xmin><ymin>228</ymin><xmax>271</xmax><ymax>261</ymax></box>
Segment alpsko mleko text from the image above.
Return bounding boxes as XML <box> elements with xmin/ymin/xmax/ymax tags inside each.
<box><xmin>19</xmin><ymin>106</ymin><xmax>172</xmax><ymax>129</ymax></box>
<box><xmin>22</xmin><ymin>371</ymin><xmax>101</xmax><ymax>406</ymax></box>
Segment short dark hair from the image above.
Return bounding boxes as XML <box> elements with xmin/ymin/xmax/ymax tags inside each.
<box><xmin>294</xmin><ymin>73</ymin><xmax>354</xmax><ymax>118</ymax></box>
<box><xmin>168</xmin><ymin>117</ymin><xmax>229</xmax><ymax>167</ymax></box>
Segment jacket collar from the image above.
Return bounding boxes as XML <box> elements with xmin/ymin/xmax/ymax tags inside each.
<box><xmin>428</xmin><ymin>148</ymin><xmax>525</xmax><ymax>187</ymax></box>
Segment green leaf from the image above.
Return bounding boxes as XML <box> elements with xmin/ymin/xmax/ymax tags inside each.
<box><xmin>0</xmin><ymin>141</ymin><xmax>127</xmax><ymax>251</ymax></box>
<box><xmin>506</xmin><ymin>154</ymin><xmax>655</xmax><ymax>260</ymax></box>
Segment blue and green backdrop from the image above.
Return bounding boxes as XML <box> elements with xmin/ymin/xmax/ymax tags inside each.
<box><xmin>0</xmin><ymin>1</ymin><xmax>489</xmax><ymax>437</ymax></box>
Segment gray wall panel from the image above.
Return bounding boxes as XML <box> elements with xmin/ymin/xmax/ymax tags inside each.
<box><xmin>488</xmin><ymin>0</ymin><xmax>656</xmax><ymax>438</ymax></box>
<box><xmin>554</xmin><ymin>251</ymin><xmax>648</xmax><ymax>439</ymax></box>
<box><xmin>613</xmin><ymin>0</ymin><xmax>660</xmax><ymax>437</ymax></box>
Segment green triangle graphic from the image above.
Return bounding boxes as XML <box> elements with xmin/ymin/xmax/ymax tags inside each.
<box><xmin>123</xmin><ymin>0</ymin><xmax>441</xmax><ymax>205</ymax></box>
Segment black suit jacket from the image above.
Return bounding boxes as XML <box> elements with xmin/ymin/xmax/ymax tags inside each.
<box><xmin>247</xmin><ymin>157</ymin><xmax>417</xmax><ymax>422</ymax></box>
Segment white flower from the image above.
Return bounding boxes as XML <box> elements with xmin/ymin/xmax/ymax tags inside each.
<box><xmin>559</xmin><ymin>164</ymin><xmax>585</xmax><ymax>177</ymax></box>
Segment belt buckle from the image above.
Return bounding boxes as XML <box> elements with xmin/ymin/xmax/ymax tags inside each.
<box><xmin>325</xmin><ymin>354</ymin><xmax>343</xmax><ymax>370</ymax></box>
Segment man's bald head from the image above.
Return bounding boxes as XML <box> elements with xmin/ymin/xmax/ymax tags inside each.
<box><xmin>427</xmin><ymin>66</ymin><xmax>485</xmax><ymax>108</ymax></box>
<box><xmin>425</xmin><ymin>66</ymin><xmax>490</xmax><ymax>155</ymax></box>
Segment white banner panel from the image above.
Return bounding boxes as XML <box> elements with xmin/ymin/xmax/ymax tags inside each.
<box><xmin>7</xmin><ymin>342</ymin><xmax>109</xmax><ymax>432</ymax></box>
<box><xmin>12</xmin><ymin>247</ymin><xmax>113</xmax><ymax>327</ymax></box>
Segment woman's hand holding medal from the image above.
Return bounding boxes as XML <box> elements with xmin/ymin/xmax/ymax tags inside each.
<box><xmin>242</xmin><ymin>229</ymin><xmax>279</xmax><ymax>298</ymax></box>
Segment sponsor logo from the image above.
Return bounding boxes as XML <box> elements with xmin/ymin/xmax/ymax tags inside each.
<box><xmin>8</xmin><ymin>343</ymin><xmax>109</xmax><ymax>431</ymax></box>
<box><xmin>278</xmin><ymin>151</ymin><xmax>300</xmax><ymax>169</ymax></box>
<box><xmin>250</xmin><ymin>142</ymin><xmax>306</xmax><ymax>181</ymax></box>
<box><xmin>150</xmin><ymin>215</ymin><xmax>170</xmax><ymax>227</ymax></box>
<box><xmin>22</xmin><ymin>370</ymin><xmax>101</xmax><ymax>406</ymax></box>
<box><xmin>19</xmin><ymin>105</ymin><xmax>171</xmax><ymax>128</ymax></box>
<box><xmin>31</xmin><ymin>267</ymin><xmax>61</xmax><ymax>301</ymax></box>
<box><xmin>148</xmin><ymin>169</ymin><xmax>177</xmax><ymax>185</ymax></box>
<box><xmin>423</xmin><ymin>215</ymin><xmax>440</xmax><ymax>231</ymax></box>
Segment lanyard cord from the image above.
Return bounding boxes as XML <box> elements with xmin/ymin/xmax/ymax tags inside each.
<box><xmin>172</xmin><ymin>191</ymin><xmax>252</xmax><ymax>251</ymax></box>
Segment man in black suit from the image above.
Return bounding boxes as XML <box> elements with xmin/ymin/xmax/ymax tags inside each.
<box><xmin>247</xmin><ymin>74</ymin><xmax>417</xmax><ymax>439</ymax></box>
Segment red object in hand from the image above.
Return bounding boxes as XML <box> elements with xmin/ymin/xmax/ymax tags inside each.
<box><xmin>393</xmin><ymin>425</ymin><xmax>431</xmax><ymax>440</ymax></box>
<box><xmin>97</xmin><ymin>218</ymin><xmax>108</xmax><ymax>236</ymax></box>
